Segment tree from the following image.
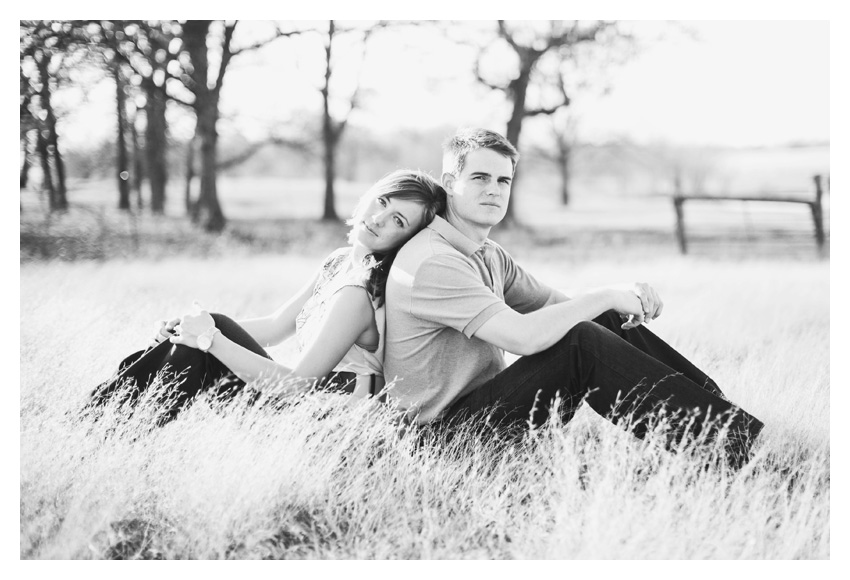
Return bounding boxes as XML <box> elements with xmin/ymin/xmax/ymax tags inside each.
<box><xmin>316</xmin><ymin>20</ymin><xmax>384</xmax><ymax>221</ymax></box>
<box><xmin>178</xmin><ymin>20</ymin><xmax>234</xmax><ymax>231</ymax></box>
<box><xmin>111</xmin><ymin>60</ymin><xmax>131</xmax><ymax>210</ymax></box>
<box><xmin>530</xmin><ymin>112</ymin><xmax>578</xmax><ymax>206</ymax></box>
<box><xmin>20</xmin><ymin>66</ymin><xmax>35</xmax><ymax>190</ymax></box>
<box><xmin>174</xmin><ymin>20</ymin><xmax>298</xmax><ymax>231</ymax></box>
<box><xmin>474</xmin><ymin>20</ymin><xmax>628</xmax><ymax>223</ymax></box>
<box><xmin>73</xmin><ymin>20</ymin><xmax>177</xmax><ymax>214</ymax></box>
<box><xmin>19</xmin><ymin>21</ymin><xmax>88</xmax><ymax>212</ymax></box>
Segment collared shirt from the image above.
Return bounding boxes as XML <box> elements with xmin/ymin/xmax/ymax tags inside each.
<box><xmin>383</xmin><ymin>216</ymin><xmax>563</xmax><ymax>423</ymax></box>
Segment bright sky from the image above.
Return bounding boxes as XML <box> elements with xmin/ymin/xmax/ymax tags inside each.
<box><xmin>54</xmin><ymin>20</ymin><xmax>829</xmax><ymax>149</ymax></box>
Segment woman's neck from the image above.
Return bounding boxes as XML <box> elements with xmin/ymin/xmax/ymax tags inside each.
<box><xmin>351</xmin><ymin>243</ymin><xmax>370</xmax><ymax>263</ymax></box>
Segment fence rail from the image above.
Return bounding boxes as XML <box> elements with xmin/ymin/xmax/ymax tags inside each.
<box><xmin>672</xmin><ymin>174</ymin><xmax>827</xmax><ymax>256</ymax></box>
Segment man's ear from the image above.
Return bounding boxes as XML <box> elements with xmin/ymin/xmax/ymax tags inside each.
<box><xmin>441</xmin><ymin>172</ymin><xmax>455</xmax><ymax>194</ymax></box>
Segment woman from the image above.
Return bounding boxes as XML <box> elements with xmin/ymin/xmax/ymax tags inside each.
<box><xmin>89</xmin><ymin>169</ymin><xmax>446</xmax><ymax>424</ymax></box>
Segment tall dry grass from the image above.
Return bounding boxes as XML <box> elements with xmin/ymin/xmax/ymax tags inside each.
<box><xmin>20</xmin><ymin>254</ymin><xmax>829</xmax><ymax>559</ymax></box>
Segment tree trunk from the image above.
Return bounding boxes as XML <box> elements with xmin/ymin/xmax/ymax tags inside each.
<box><xmin>144</xmin><ymin>78</ymin><xmax>168</xmax><ymax>214</ymax></box>
<box><xmin>322</xmin><ymin>126</ymin><xmax>338</xmax><ymax>221</ymax></box>
<box><xmin>184</xmin><ymin>20</ymin><xmax>226</xmax><ymax>232</ymax></box>
<box><xmin>36</xmin><ymin>55</ymin><xmax>67</xmax><ymax>211</ymax></box>
<box><xmin>35</xmin><ymin>127</ymin><xmax>56</xmax><ymax>208</ymax></box>
<box><xmin>114</xmin><ymin>64</ymin><xmax>131</xmax><ymax>210</ymax></box>
<box><xmin>20</xmin><ymin>132</ymin><xmax>32</xmax><ymax>189</ymax></box>
<box><xmin>558</xmin><ymin>145</ymin><xmax>571</xmax><ymax>205</ymax></box>
<box><xmin>130</xmin><ymin>109</ymin><xmax>144</xmax><ymax>211</ymax></box>
<box><xmin>185</xmin><ymin>135</ymin><xmax>195</xmax><ymax>214</ymax></box>
<box><xmin>502</xmin><ymin>64</ymin><xmax>532</xmax><ymax>226</ymax></box>
<box><xmin>321</xmin><ymin>20</ymin><xmax>338</xmax><ymax>221</ymax></box>
<box><xmin>194</xmin><ymin>106</ymin><xmax>225</xmax><ymax>231</ymax></box>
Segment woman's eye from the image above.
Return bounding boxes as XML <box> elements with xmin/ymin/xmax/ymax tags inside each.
<box><xmin>394</xmin><ymin>217</ymin><xmax>404</xmax><ymax>228</ymax></box>
<box><xmin>378</xmin><ymin>197</ymin><xmax>387</xmax><ymax>206</ymax></box>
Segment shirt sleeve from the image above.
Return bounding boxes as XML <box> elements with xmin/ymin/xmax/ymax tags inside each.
<box><xmin>328</xmin><ymin>265</ymin><xmax>374</xmax><ymax>305</ymax></box>
<box><xmin>498</xmin><ymin>246</ymin><xmax>566</xmax><ymax>313</ymax></box>
<box><xmin>410</xmin><ymin>254</ymin><xmax>510</xmax><ymax>338</ymax></box>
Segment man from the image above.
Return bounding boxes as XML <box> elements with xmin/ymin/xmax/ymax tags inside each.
<box><xmin>384</xmin><ymin>128</ymin><xmax>763</xmax><ymax>466</ymax></box>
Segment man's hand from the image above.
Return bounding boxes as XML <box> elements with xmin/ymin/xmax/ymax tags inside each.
<box><xmin>612</xmin><ymin>283</ymin><xmax>663</xmax><ymax>330</ymax></box>
<box><xmin>631</xmin><ymin>282</ymin><xmax>663</xmax><ymax>322</ymax></box>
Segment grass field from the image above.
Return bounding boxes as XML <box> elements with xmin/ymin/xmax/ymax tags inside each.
<box><xmin>20</xmin><ymin>250</ymin><xmax>829</xmax><ymax>559</ymax></box>
<box><xmin>19</xmin><ymin>173</ymin><xmax>830</xmax><ymax>559</ymax></box>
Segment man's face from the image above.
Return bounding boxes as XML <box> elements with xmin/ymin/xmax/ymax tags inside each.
<box><xmin>443</xmin><ymin>148</ymin><xmax>514</xmax><ymax>233</ymax></box>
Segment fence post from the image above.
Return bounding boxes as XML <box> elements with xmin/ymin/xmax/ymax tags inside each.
<box><xmin>673</xmin><ymin>174</ymin><xmax>687</xmax><ymax>254</ymax></box>
<box><xmin>811</xmin><ymin>174</ymin><xmax>825</xmax><ymax>257</ymax></box>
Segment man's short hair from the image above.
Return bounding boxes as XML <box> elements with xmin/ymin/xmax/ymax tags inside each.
<box><xmin>442</xmin><ymin>128</ymin><xmax>520</xmax><ymax>177</ymax></box>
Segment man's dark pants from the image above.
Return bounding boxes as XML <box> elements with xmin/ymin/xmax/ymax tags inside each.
<box><xmin>442</xmin><ymin>310</ymin><xmax>764</xmax><ymax>467</ymax></box>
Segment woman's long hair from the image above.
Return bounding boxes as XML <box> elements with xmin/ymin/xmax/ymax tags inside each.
<box><xmin>347</xmin><ymin>169</ymin><xmax>446</xmax><ymax>307</ymax></box>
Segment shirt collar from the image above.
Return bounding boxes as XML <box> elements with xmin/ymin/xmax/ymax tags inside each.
<box><xmin>427</xmin><ymin>216</ymin><xmax>487</xmax><ymax>257</ymax></box>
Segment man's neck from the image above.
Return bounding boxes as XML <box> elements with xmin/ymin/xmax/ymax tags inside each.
<box><xmin>444</xmin><ymin>213</ymin><xmax>491</xmax><ymax>245</ymax></box>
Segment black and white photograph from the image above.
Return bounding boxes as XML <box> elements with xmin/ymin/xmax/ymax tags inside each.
<box><xmin>17</xmin><ymin>10</ymin><xmax>837</xmax><ymax>563</ymax></box>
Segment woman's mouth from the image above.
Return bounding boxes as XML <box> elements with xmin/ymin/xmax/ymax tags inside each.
<box><xmin>362</xmin><ymin>222</ymin><xmax>378</xmax><ymax>236</ymax></box>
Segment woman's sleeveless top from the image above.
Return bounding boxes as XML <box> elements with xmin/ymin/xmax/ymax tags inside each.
<box><xmin>295</xmin><ymin>247</ymin><xmax>384</xmax><ymax>376</ymax></box>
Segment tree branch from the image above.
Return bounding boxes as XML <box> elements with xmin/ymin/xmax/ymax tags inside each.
<box><xmin>229</xmin><ymin>24</ymin><xmax>309</xmax><ymax>56</ymax></box>
<box><xmin>497</xmin><ymin>20</ymin><xmax>521</xmax><ymax>52</ymax></box>
<box><xmin>216</xmin><ymin>134</ymin><xmax>315</xmax><ymax>171</ymax></box>
<box><xmin>473</xmin><ymin>49</ymin><xmax>506</xmax><ymax>92</ymax></box>
<box><xmin>166</xmin><ymin>89</ymin><xmax>195</xmax><ymax>108</ymax></box>
<box><xmin>213</xmin><ymin>21</ymin><xmax>237</xmax><ymax>96</ymax></box>
<box><xmin>524</xmin><ymin>101</ymin><xmax>567</xmax><ymax>117</ymax></box>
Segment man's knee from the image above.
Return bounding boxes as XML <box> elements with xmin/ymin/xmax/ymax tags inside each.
<box><xmin>592</xmin><ymin>309</ymin><xmax>622</xmax><ymax>330</ymax></box>
<box><xmin>550</xmin><ymin>320</ymin><xmax>605</xmax><ymax>351</ymax></box>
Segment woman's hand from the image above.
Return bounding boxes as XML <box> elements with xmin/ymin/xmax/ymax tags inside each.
<box><xmin>168</xmin><ymin>304</ymin><xmax>216</xmax><ymax>350</ymax></box>
<box><xmin>151</xmin><ymin>317</ymin><xmax>181</xmax><ymax>346</ymax></box>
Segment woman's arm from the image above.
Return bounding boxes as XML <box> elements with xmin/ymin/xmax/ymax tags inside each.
<box><xmin>235</xmin><ymin>273</ymin><xmax>318</xmax><ymax>347</ymax></box>
<box><xmin>170</xmin><ymin>286</ymin><xmax>374</xmax><ymax>392</ymax></box>
<box><xmin>290</xmin><ymin>285</ymin><xmax>374</xmax><ymax>378</ymax></box>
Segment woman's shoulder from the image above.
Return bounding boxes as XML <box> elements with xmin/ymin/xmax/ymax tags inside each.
<box><xmin>318</xmin><ymin>247</ymin><xmax>352</xmax><ymax>277</ymax></box>
<box><xmin>323</xmin><ymin>246</ymin><xmax>352</xmax><ymax>265</ymax></box>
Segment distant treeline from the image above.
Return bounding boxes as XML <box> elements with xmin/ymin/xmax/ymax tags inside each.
<box><xmin>62</xmin><ymin>127</ymin><xmax>830</xmax><ymax>200</ymax></box>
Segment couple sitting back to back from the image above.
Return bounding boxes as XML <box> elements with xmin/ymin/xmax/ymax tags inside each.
<box><xmin>91</xmin><ymin>127</ymin><xmax>763</xmax><ymax>468</ymax></box>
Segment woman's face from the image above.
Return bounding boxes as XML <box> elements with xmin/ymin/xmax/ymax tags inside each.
<box><xmin>353</xmin><ymin>194</ymin><xmax>427</xmax><ymax>253</ymax></box>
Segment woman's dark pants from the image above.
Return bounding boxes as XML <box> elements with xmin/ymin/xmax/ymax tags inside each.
<box><xmin>88</xmin><ymin>314</ymin><xmax>353</xmax><ymax>425</ymax></box>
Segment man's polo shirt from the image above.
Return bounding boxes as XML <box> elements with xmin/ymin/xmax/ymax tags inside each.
<box><xmin>383</xmin><ymin>216</ymin><xmax>563</xmax><ymax>423</ymax></box>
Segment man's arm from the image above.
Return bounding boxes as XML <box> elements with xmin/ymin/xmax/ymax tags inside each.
<box><xmin>473</xmin><ymin>288</ymin><xmax>645</xmax><ymax>356</ymax></box>
<box><xmin>555</xmin><ymin>282</ymin><xmax>663</xmax><ymax>329</ymax></box>
<box><xmin>501</xmin><ymin>247</ymin><xmax>662</xmax><ymax>324</ymax></box>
